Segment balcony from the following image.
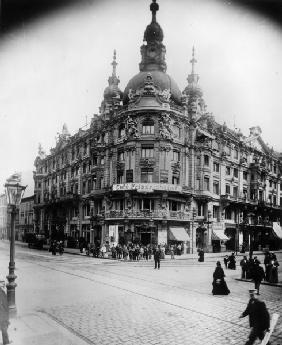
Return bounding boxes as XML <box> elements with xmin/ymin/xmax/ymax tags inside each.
<box><xmin>105</xmin><ymin>209</ymin><xmax>191</xmax><ymax>221</ymax></box>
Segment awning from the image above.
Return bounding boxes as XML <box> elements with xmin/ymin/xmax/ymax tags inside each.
<box><xmin>169</xmin><ymin>227</ymin><xmax>190</xmax><ymax>241</ymax></box>
<box><xmin>212</xmin><ymin>230</ymin><xmax>229</xmax><ymax>241</ymax></box>
<box><xmin>272</xmin><ymin>222</ymin><xmax>282</xmax><ymax>239</ymax></box>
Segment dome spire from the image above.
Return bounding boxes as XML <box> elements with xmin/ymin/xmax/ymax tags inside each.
<box><xmin>150</xmin><ymin>0</ymin><xmax>159</xmax><ymax>23</ymax></box>
<box><xmin>187</xmin><ymin>46</ymin><xmax>199</xmax><ymax>85</ymax></box>
<box><xmin>111</xmin><ymin>49</ymin><xmax>117</xmax><ymax>78</ymax></box>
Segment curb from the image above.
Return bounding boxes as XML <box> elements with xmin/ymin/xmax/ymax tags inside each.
<box><xmin>235</xmin><ymin>278</ymin><xmax>282</xmax><ymax>288</ymax></box>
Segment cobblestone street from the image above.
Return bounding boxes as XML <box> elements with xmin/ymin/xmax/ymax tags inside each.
<box><xmin>0</xmin><ymin>244</ymin><xmax>281</xmax><ymax>344</ymax></box>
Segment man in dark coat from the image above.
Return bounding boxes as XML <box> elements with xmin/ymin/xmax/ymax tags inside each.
<box><xmin>240</xmin><ymin>256</ymin><xmax>248</xmax><ymax>279</ymax></box>
<box><xmin>239</xmin><ymin>289</ymin><xmax>270</xmax><ymax>345</ymax></box>
<box><xmin>252</xmin><ymin>262</ymin><xmax>265</xmax><ymax>295</ymax></box>
<box><xmin>154</xmin><ymin>245</ymin><xmax>161</xmax><ymax>269</ymax></box>
<box><xmin>0</xmin><ymin>280</ymin><xmax>10</xmax><ymax>345</ymax></box>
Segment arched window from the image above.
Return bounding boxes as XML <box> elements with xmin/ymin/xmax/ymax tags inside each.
<box><xmin>142</xmin><ymin>119</ymin><xmax>154</xmax><ymax>135</ymax></box>
<box><xmin>118</xmin><ymin>124</ymin><xmax>125</xmax><ymax>138</ymax></box>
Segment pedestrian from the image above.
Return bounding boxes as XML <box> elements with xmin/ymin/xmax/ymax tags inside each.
<box><xmin>0</xmin><ymin>280</ymin><xmax>10</xmax><ymax>345</ymax></box>
<box><xmin>144</xmin><ymin>246</ymin><xmax>148</xmax><ymax>260</ymax></box>
<box><xmin>170</xmin><ymin>245</ymin><xmax>175</xmax><ymax>259</ymax></box>
<box><xmin>212</xmin><ymin>261</ymin><xmax>230</xmax><ymax>295</ymax></box>
<box><xmin>264</xmin><ymin>252</ymin><xmax>271</xmax><ymax>282</ymax></box>
<box><xmin>154</xmin><ymin>245</ymin><xmax>161</xmax><ymax>269</ymax></box>
<box><xmin>252</xmin><ymin>261</ymin><xmax>265</xmax><ymax>295</ymax></box>
<box><xmin>228</xmin><ymin>252</ymin><xmax>236</xmax><ymax>269</ymax></box>
<box><xmin>240</xmin><ymin>256</ymin><xmax>248</xmax><ymax>279</ymax></box>
<box><xmin>269</xmin><ymin>258</ymin><xmax>279</xmax><ymax>284</ymax></box>
<box><xmin>239</xmin><ymin>289</ymin><xmax>270</xmax><ymax>345</ymax></box>
<box><xmin>223</xmin><ymin>255</ymin><xmax>229</xmax><ymax>269</ymax></box>
<box><xmin>58</xmin><ymin>241</ymin><xmax>64</xmax><ymax>255</ymax></box>
<box><xmin>100</xmin><ymin>244</ymin><xmax>106</xmax><ymax>258</ymax></box>
<box><xmin>198</xmin><ymin>248</ymin><xmax>204</xmax><ymax>262</ymax></box>
<box><xmin>177</xmin><ymin>243</ymin><xmax>182</xmax><ymax>256</ymax></box>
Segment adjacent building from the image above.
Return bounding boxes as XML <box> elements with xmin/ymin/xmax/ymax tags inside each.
<box><xmin>33</xmin><ymin>0</ymin><xmax>282</xmax><ymax>252</ymax></box>
<box><xmin>0</xmin><ymin>193</ymin><xmax>8</xmax><ymax>240</ymax></box>
<box><xmin>15</xmin><ymin>195</ymin><xmax>34</xmax><ymax>241</ymax></box>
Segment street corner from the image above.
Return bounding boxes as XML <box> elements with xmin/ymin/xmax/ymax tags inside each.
<box><xmin>8</xmin><ymin>312</ymin><xmax>88</xmax><ymax>345</ymax></box>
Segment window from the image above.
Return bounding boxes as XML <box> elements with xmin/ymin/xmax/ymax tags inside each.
<box><xmin>142</xmin><ymin>120</ymin><xmax>154</xmax><ymax>134</ymax></box>
<box><xmin>269</xmin><ymin>180</ymin><xmax>272</xmax><ymax>188</ymax></box>
<box><xmin>243</xmin><ymin>189</ymin><xmax>248</xmax><ymax>199</ymax></box>
<box><xmin>172</xmin><ymin>176</ymin><xmax>179</xmax><ymax>185</ymax></box>
<box><xmin>213</xmin><ymin>162</ymin><xmax>220</xmax><ymax>173</ymax></box>
<box><xmin>169</xmin><ymin>201</ymin><xmax>179</xmax><ymax>211</ymax></box>
<box><xmin>93</xmin><ymin>156</ymin><xmax>97</xmax><ymax>165</ymax></box>
<box><xmin>273</xmin><ymin>165</ymin><xmax>277</xmax><ymax>174</ymax></box>
<box><xmin>225</xmin><ymin>184</ymin><xmax>230</xmax><ymax>195</ymax></box>
<box><xmin>100</xmin><ymin>156</ymin><xmax>105</xmax><ymax>165</ymax></box>
<box><xmin>83</xmin><ymin>163</ymin><xmax>87</xmax><ymax>173</ymax></box>
<box><xmin>225</xmin><ymin>208</ymin><xmax>232</xmax><ymax>220</ymax></box>
<box><xmin>274</xmin><ymin>182</ymin><xmax>277</xmax><ymax>189</ymax></box>
<box><xmin>213</xmin><ymin>182</ymin><xmax>219</xmax><ymax>195</ymax></box>
<box><xmin>141</xmin><ymin>146</ymin><xmax>154</xmax><ymax>158</ymax></box>
<box><xmin>118</xmin><ymin>151</ymin><xmax>124</xmax><ymax>161</ymax></box>
<box><xmin>204</xmin><ymin>155</ymin><xmax>209</xmax><ymax>166</ymax></box>
<box><xmin>204</xmin><ymin>177</ymin><xmax>210</xmax><ymax>191</ymax></box>
<box><xmin>226</xmin><ymin>166</ymin><xmax>231</xmax><ymax>175</ymax></box>
<box><xmin>173</xmin><ymin>150</ymin><xmax>180</xmax><ymax>162</ymax></box>
<box><xmin>243</xmin><ymin>171</ymin><xmax>248</xmax><ymax>180</ymax></box>
<box><xmin>213</xmin><ymin>206</ymin><xmax>220</xmax><ymax>220</ymax></box>
<box><xmin>172</xmin><ymin>125</ymin><xmax>181</xmax><ymax>138</ymax></box>
<box><xmin>233</xmin><ymin>186</ymin><xmax>238</xmax><ymax>198</ymax></box>
<box><xmin>117</xmin><ymin>174</ymin><xmax>124</xmax><ymax>184</ymax></box>
<box><xmin>234</xmin><ymin>149</ymin><xmax>239</xmax><ymax>159</ymax></box>
<box><xmin>141</xmin><ymin>169</ymin><xmax>153</xmax><ymax>183</ymax></box>
<box><xmin>142</xmin><ymin>199</ymin><xmax>154</xmax><ymax>210</ymax></box>
<box><xmin>225</xmin><ymin>146</ymin><xmax>231</xmax><ymax>156</ymax></box>
<box><xmin>126</xmin><ymin>169</ymin><xmax>133</xmax><ymax>183</ymax></box>
<box><xmin>118</xmin><ymin>124</ymin><xmax>125</xmax><ymax>138</ymax></box>
<box><xmin>234</xmin><ymin>168</ymin><xmax>238</xmax><ymax>178</ymax></box>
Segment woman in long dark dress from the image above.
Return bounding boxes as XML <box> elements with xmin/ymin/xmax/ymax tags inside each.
<box><xmin>212</xmin><ymin>261</ymin><xmax>230</xmax><ymax>295</ymax></box>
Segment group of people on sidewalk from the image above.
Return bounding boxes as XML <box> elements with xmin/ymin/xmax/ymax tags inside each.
<box><xmin>49</xmin><ymin>240</ymin><xmax>64</xmax><ymax>256</ymax></box>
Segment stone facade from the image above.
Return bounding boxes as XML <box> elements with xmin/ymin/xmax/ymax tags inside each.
<box><xmin>0</xmin><ymin>193</ymin><xmax>8</xmax><ymax>240</ymax></box>
<box><xmin>16</xmin><ymin>196</ymin><xmax>34</xmax><ymax>241</ymax></box>
<box><xmin>33</xmin><ymin>0</ymin><xmax>282</xmax><ymax>252</ymax></box>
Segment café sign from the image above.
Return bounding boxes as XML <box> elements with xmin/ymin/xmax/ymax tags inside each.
<box><xmin>112</xmin><ymin>183</ymin><xmax>182</xmax><ymax>193</ymax></box>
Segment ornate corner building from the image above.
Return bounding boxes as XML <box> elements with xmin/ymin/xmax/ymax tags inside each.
<box><xmin>33</xmin><ymin>0</ymin><xmax>282</xmax><ymax>253</ymax></box>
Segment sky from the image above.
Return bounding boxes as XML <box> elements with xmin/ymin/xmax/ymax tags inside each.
<box><xmin>0</xmin><ymin>0</ymin><xmax>282</xmax><ymax>196</ymax></box>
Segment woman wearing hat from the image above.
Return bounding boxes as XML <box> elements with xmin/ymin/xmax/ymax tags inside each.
<box><xmin>212</xmin><ymin>261</ymin><xmax>230</xmax><ymax>295</ymax></box>
<box><xmin>0</xmin><ymin>280</ymin><xmax>10</xmax><ymax>345</ymax></box>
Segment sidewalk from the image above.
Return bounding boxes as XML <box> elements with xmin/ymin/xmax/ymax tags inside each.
<box><xmin>8</xmin><ymin>312</ymin><xmax>88</xmax><ymax>345</ymax></box>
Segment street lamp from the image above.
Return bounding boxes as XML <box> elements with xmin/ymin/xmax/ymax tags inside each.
<box><xmin>191</xmin><ymin>207</ymin><xmax>196</xmax><ymax>254</ymax></box>
<box><xmin>4</xmin><ymin>173</ymin><xmax>26</xmax><ymax>315</ymax></box>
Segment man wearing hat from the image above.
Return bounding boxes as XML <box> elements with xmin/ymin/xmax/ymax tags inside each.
<box><xmin>0</xmin><ymin>280</ymin><xmax>10</xmax><ymax>345</ymax></box>
<box><xmin>239</xmin><ymin>289</ymin><xmax>270</xmax><ymax>345</ymax></box>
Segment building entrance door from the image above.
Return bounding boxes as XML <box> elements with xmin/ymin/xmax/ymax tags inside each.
<box><xmin>141</xmin><ymin>233</ymin><xmax>151</xmax><ymax>246</ymax></box>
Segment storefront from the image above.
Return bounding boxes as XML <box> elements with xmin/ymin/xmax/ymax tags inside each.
<box><xmin>168</xmin><ymin>226</ymin><xmax>190</xmax><ymax>254</ymax></box>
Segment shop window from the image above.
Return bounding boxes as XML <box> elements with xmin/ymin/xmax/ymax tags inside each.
<box><xmin>141</xmin><ymin>169</ymin><xmax>153</xmax><ymax>183</ymax></box>
<box><xmin>213</xmin><ymin>182</ymin><xmax>219</xmax><ymax>195</ymax></box>
<box><xmin>142</xmin><ymin>120</ymin><xmax>154</xmax><ymax>134</ymax></box>
<box><xmin>141</xmin><ymin>146</ymin><xmax>154</xmax><ymax>158</ymax></box>
<box><xmin>204</xmin><ymin>155</ymin><xmax>209</xmax><ymax>166</ymax></box>
<box><xmin>225</xmin><ymin>184</ymin><xmax>230</xmax><ymax>195</ymax></box>
<box><xmin>213</xmin><ymin>162</ymin><xmax>220</xmax><ymax>172</ymax></box>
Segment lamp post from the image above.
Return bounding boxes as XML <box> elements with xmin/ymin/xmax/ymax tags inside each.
<box><xmin>4</xmin><ymin>173</ymin><xmax>26</xmax><ymax>316</ymax></box>
<box><xmin>191</xmin><ymin>207</ymin><xmax>196</xmax><ymax>254</ymax></box>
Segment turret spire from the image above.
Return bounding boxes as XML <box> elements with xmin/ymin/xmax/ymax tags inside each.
<box><xmin>190</xmin><ymin>46</ymin><xmax>197</xmax><ymax>75</ymax></box>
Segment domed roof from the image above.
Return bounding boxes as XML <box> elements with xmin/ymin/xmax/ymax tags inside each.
<box><xmin>123</xmin><ymin>70</ymin><xmax>182</xmax><ymax>105</ymax></box>
<box><xmin>104</xmin><ymin>83</ymin><xmax>122</xmax><ymax>101</ymax></box>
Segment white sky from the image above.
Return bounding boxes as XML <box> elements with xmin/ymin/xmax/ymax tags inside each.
<box><xmin>1</xmin><ymin>0</ymin><xmax>282</xmax><ymax>196</ymax></box>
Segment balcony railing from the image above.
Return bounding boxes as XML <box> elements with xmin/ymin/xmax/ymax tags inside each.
<box><xmin>105</xmin><ymin>209</ymin><xmax>191</xmax><ymax>220</ymax></box>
